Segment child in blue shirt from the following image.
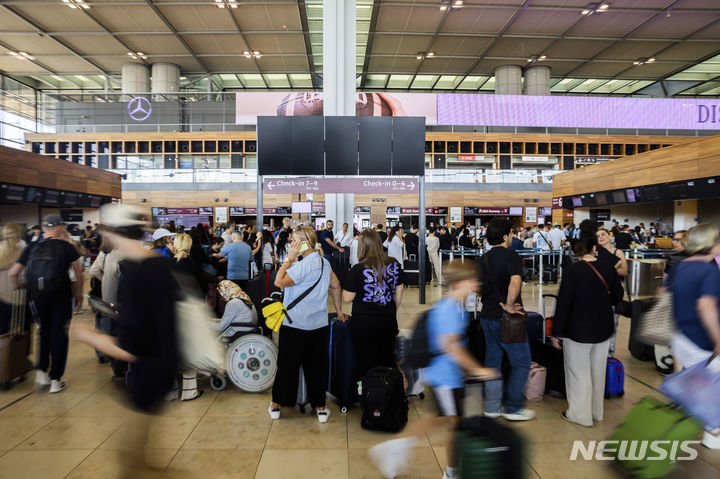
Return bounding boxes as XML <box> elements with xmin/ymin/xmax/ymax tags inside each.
<box><xmin>369</xmin><ymin>262</ymin><xmax>498</xmax><ymax>479</ymax></box>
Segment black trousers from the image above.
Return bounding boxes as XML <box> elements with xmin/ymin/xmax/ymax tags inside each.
<box><xmin>272</xmin><ymin>325</ymin><xmax>329</xmax><ymax>409</ymax></box>
<box><xmin>31</xmin><ymin>298</ymin><xmax>72</xmax><ymax>380</ymax></box>
<box><xmin>351</xmin><ymin>319</ymin><xmax>398</xmax><ymax>381</ymax></box>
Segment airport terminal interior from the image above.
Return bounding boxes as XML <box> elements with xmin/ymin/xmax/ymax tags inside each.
<box><xmin>1</xmin><ymin>0</ymin><xmax>720</xmax><ymax>478</ymax></box>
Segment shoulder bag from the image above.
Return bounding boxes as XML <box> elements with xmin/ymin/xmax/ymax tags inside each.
<box><xmin>263</xmin><ymin>257</ymin><xmax>324</xmax><ymax>332</ymax></box>
<box><xmin>484</xmin><ymin>254</ymin><xmax>527</xmax><ymax>343</ymax></box>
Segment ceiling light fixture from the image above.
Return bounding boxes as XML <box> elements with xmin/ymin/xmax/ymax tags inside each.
<box><xmin>454</xmin><ymin>0</ymin><xmax>463</xmax><ymax>6</ymax></box>
<box><xmin>63</xmin><ymin>0</ymin><xmax>90</xmax><ymax>9</ymax></box>
<box><xmin>440</xmin><ymin>5</ymin><xmax>447</xmax><ymax>10</ymax></box>
<box><xmin>244</xmin><ymin>50</ymin><xmax>261</xmax><ymax>59</ymax></box>
<box><xmin>427</xmin><ymin>52</ymin><xmax>434</xmax><ymax>57</ymax></box>
<box><xmin>580</xmin><ymin>2</ymin><xmax>609</xmax><ymax>15</ymax></box>
<box><xmin>633</xmin><ymin>57</ymin><xmax>655</xmax><ymax>66</ymax></box>
<box><xmin>527</xmin><ymin>55</ymin><xmax>545</xmax><ymax>63</ymax></box>
<box><xmin>126</xmin><ymin>51</ymin><xmax>147</xmax><ymax>60</ymax></box>
<box><xmin>8</xmin><ymin>51</ymin><xmax>35</xmax><ymax>60</ymax></box>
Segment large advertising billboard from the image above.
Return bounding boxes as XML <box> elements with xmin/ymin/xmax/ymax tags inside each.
<box><xmin>236</xmin><ymin>92</ymin><xmax>720</xmax><ymax>131</ymax></box>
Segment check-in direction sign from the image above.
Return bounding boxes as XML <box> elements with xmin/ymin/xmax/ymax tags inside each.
<box><xmin>264</xmin><ymin>177</ymin><xmax>418</xmax><ymax>194</ymax></box>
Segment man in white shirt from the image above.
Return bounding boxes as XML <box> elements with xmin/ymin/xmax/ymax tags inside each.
<box><xmin>334</xmin><ymin>223</ymin><xmax>353</xmax><ymax>248</ymax></box>
<box><xmin>548</xmin><ymin>224</ymin><xmax>567</xmax><ymax>250</ymax></box>
<box><xmin>533</xmin><ymin>224</ymin><xmax>552</xmax><ymax>250</ymax></box>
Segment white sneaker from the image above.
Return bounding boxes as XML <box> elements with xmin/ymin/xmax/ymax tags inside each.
<box><xmin>35</xmin><ymin>371</ymin><xmax>50</xmax><ymax>388</ymax></box>
<box><xmin>317</xmin><ymin>407</ymin><xmax>331</xmax><ymax>424</ymax></box>
<box><xmin>443</xmin><ymin>471</ymin><xmax>459</xmax><ymax>479</ymax></box>
<box><xmin>483</xmin><ymin>411</ymin><xmax>502</xmax><ymax>419</ymax></box>
<box><xmin>502</xmin><ymin>409</ymin><xmax>536</xmax><ymax>421</ymax></box>
<box><xmin>268</xmin><ymin>404</ymin><xmax>280</xmax><ymax>420</ymax></box>
<box><xmin>702</xmin><ymin>429</ymin><xmax>720</xmax><ymax>449</ymax></box>
<box><xmin>368</xmin><ymin>437</ymin><xmax>417</xmax><ymax>479</ymax></box>
<box><xmin>49</xmin><ymin>379</ymin><xmax>68</xmax><ymax>393</ymax></box>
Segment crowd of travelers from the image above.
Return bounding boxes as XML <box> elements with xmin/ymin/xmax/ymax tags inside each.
<box><xmin>0</xmin><ymin>208</ymin><xmax>718</xmax><ymax>478</ymax></box>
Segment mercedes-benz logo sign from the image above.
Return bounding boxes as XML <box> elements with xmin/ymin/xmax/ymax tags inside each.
<box><xmin>128</xmin><ymin>96</ymin><xmax>152</xmax><ymax>121</ymax></box>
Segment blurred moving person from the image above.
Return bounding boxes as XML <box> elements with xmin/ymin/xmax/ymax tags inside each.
<box><xmin>369</xmin><ymin>262</ymin><xmax>498</xmax><ymax>479</ymax></box>
<box><xmin>88</xmin><ymin>238</ymin><xmax>121</xmax><ymax>363</ymax></box>
<box><xmin>9</xmin><ymin>215</ymin><xmax>82</xmax><ymax>394</ymax></box>
<box><xmin>343</xmin><ymin>230</ymin><xmax>404</xmax><ymax>381</ymax></box>
<box><xmin>551</xmin><ymin>232</ymin><xmax>623</xmax><ymax>427</ymax></box>
<box><xmin>70</xmin><ymin>204</ymin><xmax>179</xmax><ymax>476</ymax></box>
<box><xmin>0</xmin><ymin>224</ymin><xmax>25</xmax><ymax>335</ymax></box>
<box><xmin>668</xmin><ymin>224</ymin><xmax>720</xmax><ymax>449</ymax></box>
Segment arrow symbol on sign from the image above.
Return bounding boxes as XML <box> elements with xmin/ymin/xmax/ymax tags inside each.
<box><xmin>267</xmin><ymin>182</ymin><xmax>274</xmax><ymax>190</ymax></box>
<box><xmin>408</xmin><ymin>181</ymin><xmax>416</xmax><ymax>191</ymax></box>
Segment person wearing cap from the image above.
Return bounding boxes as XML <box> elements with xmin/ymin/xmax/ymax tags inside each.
<box><xmin>70</xmin><ymin>204</ymin><xmax>179</xmax><ymax>476</ymax></box>
<box><xmin>9</xmin><ymin>214</ymin><xmax>83</xmax><ymax>394</ymax></box>
<box><xmin>151</xmin><ymin>228</ymin><xmax>176</xmax><ymax>258</ymax></box>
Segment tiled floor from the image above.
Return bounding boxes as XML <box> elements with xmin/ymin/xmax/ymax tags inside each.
<box><xmin>1</xmin><ymin>283</ymin><xmax>719</xmax><ymax>479</ymax></box>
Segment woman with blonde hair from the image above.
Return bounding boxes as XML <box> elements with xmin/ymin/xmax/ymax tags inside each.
<box><xmin>171</xmin><ymin>232</ymin><xmax>204</xmax><ymax>401</ymax></box>
<box><xmin>269</xmin><ymin>225</ymin><xmax>346</xmax><ymax>423</ymax></box>
<box><xmin>0</xmin><ymin>223</ymin><xmax>25</xmax><ymax>334</ymax></box>
<box><xmin>669</xmin><ymin>223</ymin><xmax>720</xmax><ymax>449</ymax></box>
<box><xmin>344</xmin><ymin>229</ymin><xmax>404</xmax><ymax>381</ymax></box>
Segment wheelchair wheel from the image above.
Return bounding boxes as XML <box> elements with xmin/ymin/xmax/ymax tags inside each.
<box><xmin>226</xmin><ymin>334</ymin><xmax>278</xmax><ymax>393</ymax></box>
<box><xmin>210</xmin><ymin>373</ymin><xmax>227</xmax><ymax>391</ymax></box>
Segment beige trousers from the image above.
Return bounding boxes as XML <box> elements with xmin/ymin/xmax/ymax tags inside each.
<box><xmin>563</xmin><ymin>337</ymin><xmax>611</xmax><ymax>427</ymax></box>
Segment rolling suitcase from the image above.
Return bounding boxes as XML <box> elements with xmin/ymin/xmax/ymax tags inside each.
<box><xmin>607</xmin><ymin>396</ymin><xmax>702</xmax><ymax>478</ymax></box>
<box><xmin>327</xmin><ymin>315</ymin><xmax>359</xmax><ymax>413</ymax></box>
<box><xmin>533</xmin><ymin>340</ymin><xmax>566</xmax><ymax>398</ymax></box>
<box><xmin>246</xmin><ymin>270</ymin><xmax>279</xmax><ymax>337</ymax></box>
<box><xmin>457</xmin><ymin>416</ymin><xmax>525</xmax><ymax>479</ymax></box>
<box><xmin>605</xmin><ymin>356</ymin><xmax>625</xmax><ymax>398</ymax></box>
<box><xmin>0</xmin><ymin>289</ymin><xmax>31</xmax><ymax>390</ymax></box>
<box><xmin>629</xmin><ymin>299</ymin><xmax>655</xmax><ymax>361</ymax></box>
<box><xmin>394</xmin><ymin>333</ymin><xmax>425</xmax><ymax>399</ymax></box>
<box><xmin>331</xmin><ymin>250</ymin><xmax>350</xmax><ymax>288</ymax></box>
<box><xmin>403</xmin><ymin>254</ymin><xmax>420</xmax><ymax>287</ymax></box>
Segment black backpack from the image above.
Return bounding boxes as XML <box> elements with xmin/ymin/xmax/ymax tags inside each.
<box><xmin>25</xmin><ymin>240</ymin><xmax>69</xmax><ymax>297</ymax></box>
<box><xmin>360</xmin><ymin>367</ymin><xmax>408</xmax><ymax>432</ymax></box>
<box><xmin>407</xmin><ymin>310</ymin><xmax>438</xmax><ymax>369</ymax></box>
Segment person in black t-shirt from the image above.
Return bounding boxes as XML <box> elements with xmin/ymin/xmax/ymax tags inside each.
<box><xmin>614</xmin><ymin>225</ymin><xmax>633</xmax><ymax>251</ymax></box>
<box><xmin>596</xmin><ymin>228</ymin><xmax>627</xmax><ymax>354</ymax></box>
<box><xmin>405</xmin><ymin>226</ymin><xmax>419</xmax><ymax>258</ymax></box>
<box><xmin>318</xmin><ymin>220</ymin><xmax>344</xmax><ymax>261</ymax></box>
<box><xmin>343</xmin><ymin>229</ymin><xmax>404</xmax><ymax>381</ymax></box>
<box><xmin>10</xmin><ymin>214</ymin><xmax>82</xmax><ymax>394</ymax></box>
<box><xmin>477</xmin><ymin>218</ymin><xmax>534</xmax><ymax>422</ymax></box>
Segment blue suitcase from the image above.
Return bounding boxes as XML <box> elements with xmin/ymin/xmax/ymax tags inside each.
<box><xmin>605</xmin><ymin>356</ymin><xmax>625</xmax><ymax>398</ymax></box>
<box><xmin>327</xmin><ymin>315</ymin><xmax>359</xmax><ymax>413</ymax></box>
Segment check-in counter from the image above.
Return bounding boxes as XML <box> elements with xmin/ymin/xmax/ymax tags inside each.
<box><xmin>627</xmin><ymin>259</ymin><xmax>665</xmax><ymax>296</ymax></box>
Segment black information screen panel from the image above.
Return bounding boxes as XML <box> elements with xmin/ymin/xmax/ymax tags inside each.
<box><xmin>325</xmin><ymin>116</ymin><xmax>359</xmax><ymax>175</ymax></box>
<box><xmin>392</xmin><ymin>117</ymin><xmax>425</xmax><ymax>176</ymax></box>
<box><xmin>290</xmin><ymin>117</ymin><xmax>324</xmax><ymax>175</ymax></box>
<box><xmin>359</xmin><ymin>117</ymin><xmax>392</xmax><ymax>175</ymax></box>
<box><xmin>257</xmin><ymin>117</ymin><xmax>291</xmax><ymax>175</ymax></box>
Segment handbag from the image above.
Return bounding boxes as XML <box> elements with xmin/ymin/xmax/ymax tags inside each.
<box><xmin>483</xmin><ymin>255</ymin><xmax>527</xmax><ymax>344</ymax></box>
<box><xmin>262</xmin><ymin>258</ymin><xmax>324</xmax><ymax>333</ymax></box>
<box><xmin>661</xmin><ymin>354</ymin><xmax>720</xmax><ymax>429</ymax></box>
<box><xmin>636</xmin><ymin>291</ymin><xmax>674</xmax><ymax>346</ymax></box>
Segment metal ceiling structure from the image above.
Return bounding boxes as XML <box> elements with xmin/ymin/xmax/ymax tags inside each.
<box><xmin>0</xmin><ymin>0</ymin><xmax>718</xmax><ymax>96</ymax></box>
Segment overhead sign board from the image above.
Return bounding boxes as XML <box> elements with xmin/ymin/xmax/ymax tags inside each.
<box><xmin>263</xmin><ymin>177</ymin><xmax>418</xmax><ymax>194</ymax></box>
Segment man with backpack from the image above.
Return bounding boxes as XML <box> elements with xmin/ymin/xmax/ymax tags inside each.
<box><xmin>9</xmin><ymin>214</ymin><xmax>82</xmax><ymax>393</ymax></box>
<box><xmin>369</xmin><ymin>262</ymin><xmax>498</xmax><ymax>479</ymax></box>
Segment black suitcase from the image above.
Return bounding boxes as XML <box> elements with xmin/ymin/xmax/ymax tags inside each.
<box><xmin>457</xmin><ymin>416</ymin><xmax>525</xmax><ymax>479</ymax></box>
<box><xmin>542</xmin><ymin>264</ymin><xmax>558</xmax><ymax>283</ymax></box>
<box><xmin>330</xmin><ymin>250</ymin><xmax>350</xmax><ymax>288</ymax></box>
<box><xmin>327</xmin><ymin>315</ymin><xmax>359</xmax><ymax>413</ymax></box>
<box><xmin>246</xmin><ymin>270</ymin><xmax>279</xmax><ymax>337</ymax></box>
<box><xmin>404</xmin><ymin>254</ymin><xmax>431</xmax><ymax>287</ymax></box>
<box><xmin>629</xmin><ymin>299</ymin><xmax>655</xmax><ymax>361</ymax></box>
<box><xmin>533</xmin><ymin>340</ymin><xmax>566</xmax><ymax>398</ymax></box>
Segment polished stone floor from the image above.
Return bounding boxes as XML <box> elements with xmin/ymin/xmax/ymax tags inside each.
<box><xmin>1</xmin><ymin>283</ymin><xmax>718</xmax><ymax>479</ymax></box>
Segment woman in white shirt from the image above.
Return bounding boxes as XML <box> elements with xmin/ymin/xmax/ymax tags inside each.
<box><xmin>349</xmin><ymin>228</ymin><xmax>360</xmax><ymax>267</ymax></box>
<box><xmin>383</xmin><ymin>226</ymin><xmax>405</xmax><ymax>268</ymax></box>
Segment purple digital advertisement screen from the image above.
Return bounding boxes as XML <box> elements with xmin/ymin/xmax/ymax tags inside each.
<box><xmin>436</xmin><ymin>94</ymin><xmax>720</xmax><ymax>130</ymax></box>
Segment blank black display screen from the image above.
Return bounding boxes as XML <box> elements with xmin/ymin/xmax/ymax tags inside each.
<box><xmin>392</xmin><ymin>117</ymin><xmax>425</xmax><ymax>176</ymax></box>
<box><xmin>257</xmin><ymin>116</ymin><xmax>291</xmax><ymax>175</ymax></box>
<box><xmin>290</xmin><ymin>117</ymin><xmax>324</xmax><ymax>175</ymax></box>
<box><xmin>325</xmin><ymin>117</ymin><xmax>358</xmax><ymax>175</ymax></box>
<box><xmin>359</xmin><ymin>117</ymin><xmax>392</xmax><ymax>175</ymax></box>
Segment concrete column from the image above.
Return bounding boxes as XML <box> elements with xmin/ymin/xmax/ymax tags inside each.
<box><xmin>323</xmin><ymin>0</ymin><xmax>356</xmax><ymax>229</ymax></box>
<box><xmin>151</xmin><ymin>63</ymin><xmax>180</xmax><ymax>101</ymax></box>
<box><xmin>494</xmin><ymin>65</ymin><xmax>522</xmax><ymax>95</ymax></box>
<box><xmin>673</xmin><ymin>199</ymin><xmax>698</xmax><ymax>232</ymax></box>
<box><xmin>121</xmin><ymin>63</ymin><xmax>150</xmax><ymax>100</ymax></box>
<box><xmin>524</xmin><ymin>65</ymin><xmax>551</xmax><ymax>96</ymax></box>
